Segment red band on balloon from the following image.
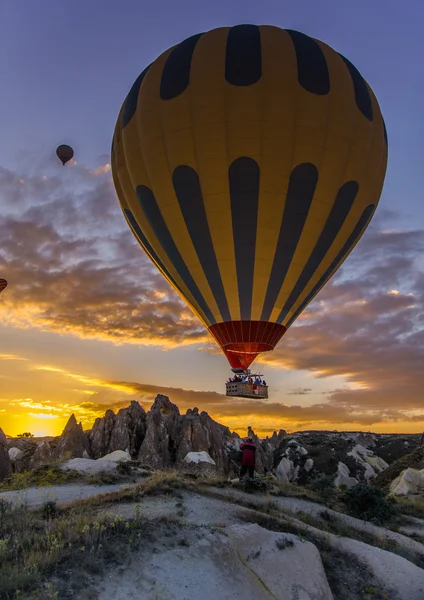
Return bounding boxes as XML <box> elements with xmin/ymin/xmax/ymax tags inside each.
<box><xmin>208</xmin><ymin>321</ymin><xmax>287</xmax><ymax>370</ymax></box>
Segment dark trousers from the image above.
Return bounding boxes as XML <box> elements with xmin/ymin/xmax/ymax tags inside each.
<box><xmin>240</xmin><ymin>465</ymin><xmax>254</xmax><ymax>478</ymax></box>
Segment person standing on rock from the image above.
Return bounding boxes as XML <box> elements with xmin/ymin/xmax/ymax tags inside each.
<box><xmin>239</xmin><ymin>437</ymin><xmax>256</xmax><ymax>480</ymax></box>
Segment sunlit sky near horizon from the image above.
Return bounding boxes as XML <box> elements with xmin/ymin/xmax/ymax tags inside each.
<box><xmin>1</xmin><ymin>0</ymin><xmax>424</xmax><ymax>438</ymax></box>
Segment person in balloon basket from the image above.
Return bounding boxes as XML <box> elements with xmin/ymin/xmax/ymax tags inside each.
<box><xmin>239</xmin><ymin>437</ymin><xmax>257</xmax><ymax>480</ymax></box>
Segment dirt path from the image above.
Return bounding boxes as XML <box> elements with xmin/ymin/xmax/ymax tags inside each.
<box><xmin>0</xmin><ymin>481</ymin><xmax>139</xmax><ymax>506</ymax></box>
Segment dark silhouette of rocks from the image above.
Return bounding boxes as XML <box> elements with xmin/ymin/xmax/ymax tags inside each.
<box><xmin>89</xmin><ymin>402</ymin><xmax>146</xmax><ymax>459</ymax></box>
<box><xmin>110</xmin><ymin>401</ymin><xmax>146</xmax><ymax>457</ymax></box>
<box><xmin>138</xmin><ymin>395</ymin><xmax>180</xmax><ymax>468</ymax></box>
<box><xmin>3</xmin><ymin>396</ymin><xmax>422</xmax><ymax>484</ymax></box>
<box><xmin>0</xmin><ymin>427</ymin><xmax>12</xmax><ymax>482</ymax></box>
<box><xmin>90</xmin><ymin>410</ymin><xmax>116</xmax><ymax>459</ymax></box>
<box><xmin>55</xmin><ymin>414</ymin><xmax>90</xmax><ymax>459</ymax></box>
<box><xmin>176</xmin><ymin>407</ymin><xmax>233</xmax><ymax>472</ymax></box>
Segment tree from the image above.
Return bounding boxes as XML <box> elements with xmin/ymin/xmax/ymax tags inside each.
<box><xmin>16</xmin><ymin>432</ymin><xmax>34</xmax><ymax>438</ymax></box>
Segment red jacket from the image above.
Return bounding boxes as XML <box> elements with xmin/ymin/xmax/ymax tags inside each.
<box><xmin>240</xmin><ymin>441</ymin><xmax>256</xmax><ymax>467</ymax></box>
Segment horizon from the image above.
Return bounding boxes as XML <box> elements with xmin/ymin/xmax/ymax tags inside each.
<box><xmin>2</xmin><ymin>397</ymin><xmax>424</xmax><ymax>440</ymax></box>
<box><xmin>4</xmin><ymin>398</ymin><xmax>424</xmax><ymax>440</ymax></box>
<box><xmin>1</xmin><ymin>1</ymin><xmax>424</xmax><ymax>438</ymax></box>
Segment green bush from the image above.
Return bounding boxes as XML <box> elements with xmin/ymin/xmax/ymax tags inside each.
<box><xmin>243</xmin><ymin>477</ymin><xmax>271</xmax><ymax>494</ymax></box>
<box><xmin>41</xmin><ymin>500</ymin><xmax>58</xmax><ymax>521</ymax></box>
<box><xmin>309</xmin><ymin>474</ymin><xmax>336</xmax><ymax>502</ymax></box>
<box><xmin>342</xmin><ymin>484</ymin><xmax>397</xmax><ymax>524</ymax></box>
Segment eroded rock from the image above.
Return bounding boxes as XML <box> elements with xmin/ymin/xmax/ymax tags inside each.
<box><xmin>55</xmin><ymin>415</ymin><xmax>90</xmax><ymax>459</ymax></box>
<box><xmin>0</xmin><ymin>428</ymin><xmax>12</xmax><ymax>482</ymax></box>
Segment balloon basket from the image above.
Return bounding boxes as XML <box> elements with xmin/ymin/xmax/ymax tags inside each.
<box><xmin>226</xmin><ymin>372</ymin><xmax>268</xmax><ymax>399</ymax></box>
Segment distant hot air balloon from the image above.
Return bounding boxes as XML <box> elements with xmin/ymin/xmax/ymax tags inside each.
<box><xmin>112</xmin><ymin>25</ymin><xmax>388</xmax><ymax>378</ymax></box>
<box><xmin>0</xmin><ymin>279</ymin><xmax>7</xmax><ymax>294</ymax></box>
<box><xmin>56</xmin><ymin>144</ymin><xmax>74</xmax><ymax>166</ymax></box>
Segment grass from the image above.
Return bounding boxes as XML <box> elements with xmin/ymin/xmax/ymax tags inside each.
<box><xmin>0</xmin><ymin>493</ymin><xmax>188</xmax><ymax>600</ymax></box>
<box><xmin>270</xmin><ymin>481</ymin><xmax>324</xmax><ymax>503</ymax></box>
<box><xmin>393</xmin><ymin>494</ymin><xmax>424</xmax><ymax>518</ymax></box>
<box><xmin>3</xmin><ymin>466</ymin><xmax>424</xmax><ymax>598</ymax></box>
<box><xmin>0</xmin><ymin>465</ymin><xmax>81</xmax><ymax>491</ymax></box>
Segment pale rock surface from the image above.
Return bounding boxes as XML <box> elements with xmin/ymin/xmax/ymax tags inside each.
<box><xmin>184</xmin><ymin>451</ymin><xmax>216</xmax><ymax>465</ymax></box>
<box><xmin>61</xmin><ymin>457</ymin><xmax>119</xmax><ymax>475</ymax></box>
<box><xmin>347</xmin><ymin>444</ymin><xmax>388</xmax><ymax>480</ymax></box>
<box><xmin>8</xmin><ymin>447</ymin><xmax>24</xmax><ymax>462</ymax></box>
<box><xmin>228</xmin><ymin>523</ymin><xmax>333</xmax><ymax>600</ymax></box>
<box><xmin>276</xmin><ymin>457</ymin><xmax>292</xmax><ymax>483</ymax></box>
<box><xmin>332</xmin><ymin>536</ymin><xmax>424</xmax><ymax>600</ymax></box>
<box><xmin>390</xmin><ymin>468</ymin><xmax>424</xmax><ymax>496</ymax></box>
<box><xmin>29</xmin><ymin>441</ymin><xmax>53</xmax><ymax>468</ymax></box>
<box><xmin>304</xmin><ymin>458</ymin><xmax>314</xmax><ymax>472</ymax></box>
<box><xmin>99</xmin><ymin>450</ymin><xmax>131</xmax><ymax>463</ymax></box>
<box><xmin>342</xmin><ymin>431</ymin><xmax>376</xmax><ymax>448</ymax></box>
<box><xmin>62</xmin><ymin>450</ymin><xmax>131</xmax><ymax>474</ymax></box>
<box><xmin>334</xmin><ymin>461</ymin><xmax>358</xmax><ymax>489</ymax></box>
<box><xmin>98</xmin><ymin>523</ymin><xmax>333</xmax><ymax>600</ymax></box>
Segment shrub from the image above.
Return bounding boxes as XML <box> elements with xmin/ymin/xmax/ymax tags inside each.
<box><xmin>116</xmin><ymin>460</ymin><xmax>133</xmax><ymax>476</ymax></box>
<box><xmin>309</xmin><ymin>474</ymin><xmax>336</xmax><ymax>502</ymax></box>
<box><xmin>342</xmin><ymin>484</ymin><xmax>397</xmax><ymax>525</ymax></box>
<box><xmin>41</xmin><ymin>500</ymin><xmax>58</xmax><ymax>521</ymax></box>
<box><xmin>275</xmin><ymin>537</ymin><xmax>294</xmax><ymax>550</ymax></box>
<box><xmin>243</xmin><ymin>477</ymin><xmax>271</xmax><ymax>494</ymax></box>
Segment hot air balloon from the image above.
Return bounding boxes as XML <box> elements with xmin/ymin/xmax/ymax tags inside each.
<box><xmin>0</xmin><ymin>279</ymin><xmax>7</xmax><ymax>294</ymax></box>
<box><xmin>56</xmin><ymin>144</ymin><xmax>74</xmax><ymax>166</ymax></box>
<box><xmin>112</xmin><ymin>25</ymin><xmax>387</xmax><ymax>397</ymax></box>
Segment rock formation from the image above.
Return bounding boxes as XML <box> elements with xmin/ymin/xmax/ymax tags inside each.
<box><xmin>176</xmin><ymin>407</ymin><xmax>233</xmax><ymax>473</ymax></box>
<box><xmin>0</xmin><ymin>427</ymin><xmax>12</xmax><ymax>482</ymax></box>
<box><xmin>389</xmin><ymin>467</ymin><xmax>424</xmax><ymax>496</ymax></box>
<box><xmin>273</xmin><ymin>431</ymin><xmax>391</xmax><ymax>486</ymax></box>
<box><xmin>89</xmin><ymin>401</ymin><xmax>146</xmax><ymax>459</ymax></box>
<box><xmin>90</xmin><ymin>409</ymin><xmax>116</xmax><ymax>459</ymax></box>
<box><xmin>4</xmin><ymin>397</ymin><xmax>418</xmax><ymax>484</ymax></box>
<box><xmin>138</xmin><ymin>395</ymin><xmax>180</xmax><ymax>468</ymax></box>
<box><xmin>55</xmin><ymin>414</ymin><xmax>90</xmax><ymax>459</ymax></box>
<box><xmin>109</xmin><ymin>401</ymin><xmax>146</xmax><ymax>457</ymax></box>
<box><xmin>30</xmin><ymin>441</ymin><xmax>54</xmax><ymax>468</ymax></box>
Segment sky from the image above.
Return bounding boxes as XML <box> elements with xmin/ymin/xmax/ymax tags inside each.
<box><xmin>1</xmin><ymin>0</ymin><xmax>423</xmax><ymax>438</ymax></box>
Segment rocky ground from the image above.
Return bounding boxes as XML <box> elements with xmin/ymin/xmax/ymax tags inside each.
<box><xmin>1</xmin><ymin>472</ymin><xmax>424</xmax><ymax>599</ymax></box>
<box><xmin>2</xmin><ymin>395</ymin><xmax>424</xmax><ymax>599</ymax></box>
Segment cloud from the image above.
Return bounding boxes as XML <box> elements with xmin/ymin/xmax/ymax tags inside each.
<box><xmin>1</xmin><ymin>156</ymin><xmax>424</xmax><ymax>433</ymax></box>
<box><xmin>0</xmin><ymin>160</ymin><xmax>205</xmax><ymax>347</ymax></box>
<box><xmin>258</xmin><ymin>227</ymin><xmax>424</xmax><ymax>419</ymax></box>
<box><xmin>28</xmin><ymin>413</ymin><xmax>58</xmax><ymax>419</ymax></box>
<box><xmin>0</xmin><ymin>354</ymin><xmax>28</xmax><ymax>361</ymax></box>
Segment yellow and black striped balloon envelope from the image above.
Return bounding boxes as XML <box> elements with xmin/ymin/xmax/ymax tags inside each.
<box><xmin>112</xmin><ymin>24</ymin><xmax>387</xmax><ymax>371</ymax></box>
<box><xmin>0</xmin><ymin>279</ymin><xmax>7</xmax><ymax>294</ymax></box>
